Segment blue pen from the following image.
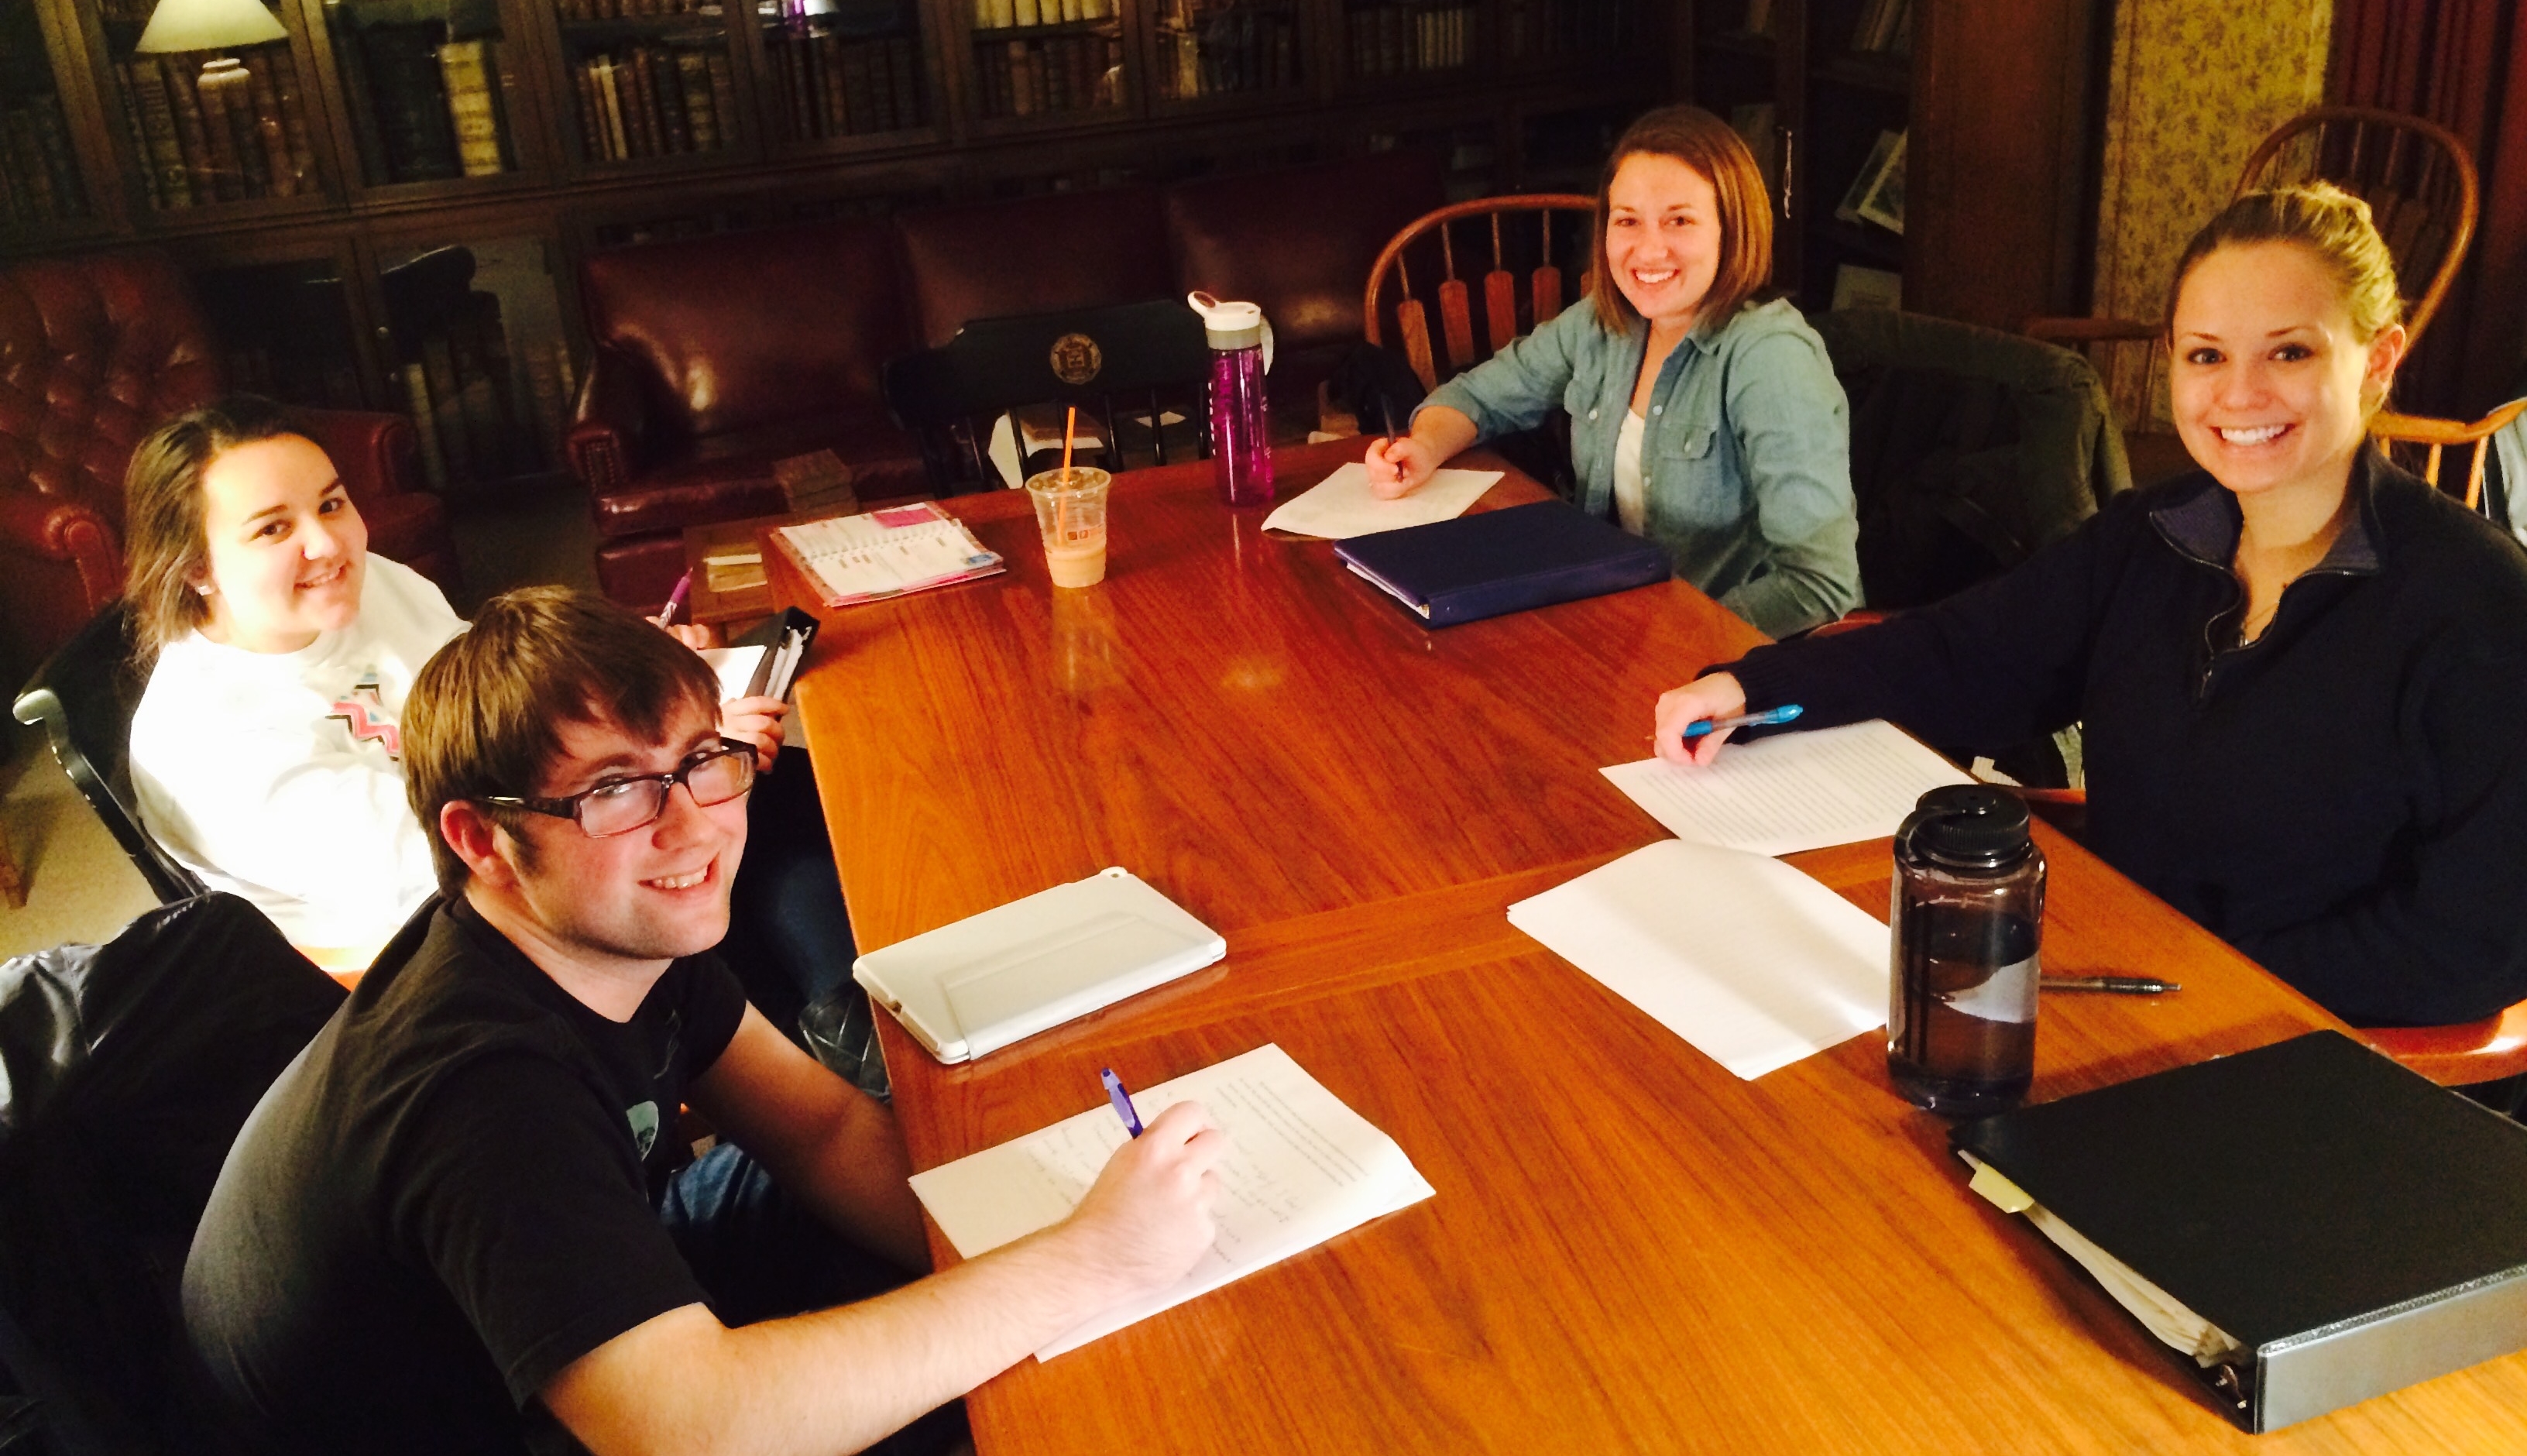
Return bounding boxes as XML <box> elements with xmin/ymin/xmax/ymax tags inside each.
<box><xmin>1684</xmin><ymin>704</ymin><xmax>1804</xmax><ymax>738</ymax></box>
<box><xmin>1100</xmin><ymin>1067</ymin><xmax>1143</xmax><ymax>1138</ymax></box>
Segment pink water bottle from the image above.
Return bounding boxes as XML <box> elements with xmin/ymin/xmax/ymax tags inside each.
<box><xmin>1189</xmin><ymin>292</ymin><xmax>1274</xmax><ymax>507</ymax></box>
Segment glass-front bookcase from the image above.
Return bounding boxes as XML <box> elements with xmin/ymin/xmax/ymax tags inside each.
<box><xmin>757</xmin><ymin>0</ymin><xmax>929</xmax><ymax>146</ymax></box>
<box><xmin>548</xmin><ymin>0</ymin><xmax>745</xmax><ymax>169</ymax></box>
<box><xmin>1150</xmin><ymin>0</ymin><xmax>1300</xmax><ymax>106</ymax></box>
<box><xmin>1341</xmin><ymin>0</ymin><xmax>1476</xmax><ymax>84</ymax></box>
<box><xmin>963</xmin><ymin>0</ymin><xmax>1125</xmax><ymax>123</ymax></box>
<box><xmin>0</xmin><ymin>0</ymin><xmax>89</xmax><ymax>226</ymax></box>
<box><xmin>321</xmin><ymin>0</ymin><xmax>522</xmax><ymax>188</ymax></box>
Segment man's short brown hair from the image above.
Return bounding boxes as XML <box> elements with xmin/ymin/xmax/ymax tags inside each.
<box><xmin>403</xmin><ymin>586</ymin><xmax>720</xmax><ymax>892</ymax></box>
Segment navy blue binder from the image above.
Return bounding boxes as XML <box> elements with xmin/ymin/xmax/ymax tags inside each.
<box><xmin>1332</xmin><ymin>500</ymin><xmax>1670</xmax><ymax>627</ymax></box>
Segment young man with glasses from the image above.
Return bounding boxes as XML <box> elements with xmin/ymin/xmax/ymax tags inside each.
<box><xmin>184</xmin><ymin>587</ymin><xmax>1227</xmax><ymax>1456</ymax></box>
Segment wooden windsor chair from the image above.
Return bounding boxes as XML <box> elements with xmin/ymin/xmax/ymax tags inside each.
<box><xmin>1362</xmin><ymin>194</ymin><xmax>1595</xmax><ymax>394</ymax></box>
<box><xmin>2370</xmin><ymin>400</ymin><xmax>2527</xmax><ymax>512</ymax></box>
<box><xmin>2025</xmin><ymin>106</ymin><xmax>2482</xmax><ymax>486</ymax></box>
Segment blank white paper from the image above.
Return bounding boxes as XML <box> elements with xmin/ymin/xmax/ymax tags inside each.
<box><xmin>908</xmin><ymin>1043</ymin><xmax>1434</xmax><ymax>1358</ymax></box>
<box><xmin>1602</xmin><ymin>719</ymin><xmax>1971</xmax><ymax>857</ymax></box>
<box><xmin>1259</xmin><ymin>462</ymin><xmax>1503</xmax><ymax>539</ymax></box>
<box><xmin>696</xmin><ymin>645</ymin><xmax>764</xmax><ymax>703</ymax></box>
<box><xmin>1507</xmin><ymin>839</ymin><xmax>1890</xmax><ymax>1079</ymax></box>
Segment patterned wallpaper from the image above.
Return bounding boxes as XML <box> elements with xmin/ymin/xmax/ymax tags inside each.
<box><xmin>2090</xmin><ymin>0</ymin><xmax>2334</xmax><ymax>424</ymax></box>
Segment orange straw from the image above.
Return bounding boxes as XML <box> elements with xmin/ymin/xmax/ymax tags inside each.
<box><xmin>1061</xmin><ymin>405</ymin><xmax>1077</xmax><ymax>475</ymax></box>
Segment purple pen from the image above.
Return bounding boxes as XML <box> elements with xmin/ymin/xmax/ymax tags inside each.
<box><xmin>1100</xmin><ymin>1067</ymin><xmax>1143</xmax><ymax>1138</ymax></box>
<box><xmin>658</xmin><ymin>570</ymin><xmax>693</xmax><ymax>627</ymax></box>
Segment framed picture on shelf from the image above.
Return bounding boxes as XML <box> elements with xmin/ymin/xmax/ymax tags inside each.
<box><xmin>1835</xmin><ymin>128</ymin><xmax>1904</xmax><ymax>235</ymax></box>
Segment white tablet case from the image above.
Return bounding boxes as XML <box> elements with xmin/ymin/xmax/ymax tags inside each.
<box><xmin>853</xmin><ymin>867</ymin><xmax>1226</xmax><ymax>1064</ymax></box>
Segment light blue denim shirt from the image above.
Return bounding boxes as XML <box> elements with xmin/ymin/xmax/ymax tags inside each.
<box><xmin>1422</xmin><ymin>297</ymin><xmax>1861</xmax><ymax>637</ymax></box>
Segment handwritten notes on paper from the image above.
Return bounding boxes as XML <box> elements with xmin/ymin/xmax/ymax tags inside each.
<box><xmin>1508</xmin><ymin>839</ymin><xmax>1890</xmax><ymax>1079</ymax></box>
<box><xmin>907</xmin><ymin>1043</ymin><xmax>1434</xmax><ymax>1358</ymax></box>
<box><xmin>1602</xmin><ymin>719</ymin><xmax>1971</xmax><ymax>857</ymax></box>
<box><xmin>1260</xmin><ymin>462</ymin><xmax>1503</xmax><ymax>539</ymax></box>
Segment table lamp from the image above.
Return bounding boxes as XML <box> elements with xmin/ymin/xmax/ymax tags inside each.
<box><xmin>134</xmin><ymin>0</ymin><xmax>288</xmax><ymax>109</ymax></box>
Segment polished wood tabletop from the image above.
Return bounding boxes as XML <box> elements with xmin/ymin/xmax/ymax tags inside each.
<box><xmin>787</xmin><ymin>439</ymin><xmax>2527</xmax><ymax>1454</ymax></box>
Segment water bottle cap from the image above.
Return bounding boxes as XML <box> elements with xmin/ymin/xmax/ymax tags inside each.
<box><xmin>1187</xmin><ymin>291</ymin><xmax>1265</xmax><ymax>350</ymax></box>
<box><xmin>1897</xmin><ymin>784</ymin><xmax>2034</xmax><ymax>872</ymax></box>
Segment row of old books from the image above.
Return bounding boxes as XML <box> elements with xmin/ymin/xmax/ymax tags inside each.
<box><xmin>1346</xmin><ymin>4</ymin><xmax>1473</xmax><ymax>77</ymax></box>
<box><xmin>973</xmin><ymin>0</ymin><xmax>1117</xmax><ymax>27</ymax></box>
<box><xmin>568</xmin><ymin>45</ymin><xmax>738</xmax><ymax>162</ymax></box>
<box><xmin>0</xmin><ymin>100</ymin><xmax>85</xmax><ymax>225</ymax></box>
<box><xmin>557</xmin><ymin>0</ymin><xmax>712</xmax><ymax>17</ymax></box>
<box><xmin>1156</xmin><ymin>5</ymin><xmax>1300</xmax><ymax>101</ymax></box>
<box><xmin>976</xmin><ymin>36</ymin><xmax>1123</xmax><ymax>118</ymax></box>
<box><xmin>763</xmin><ymin>29</ymin><xmax>925</xmax><ymax>141</ymax></box>
<box><xmin>1848</xmin><ymin>0</ymin><xmax>1915</xmax><ymax>57</ymax></box>
<box><xmin>396</xmin><ymin>318</ymin><xmax>576</xmax><ymax>491</ymax></box>
<box><xmin>111</xmin><ymin>51</ymin><xmax>317</xmax><ymax>210</ymax></box>
<box><xmin>331</xmin><ymin>26</ymin><xmax>511</xmax><ymax>184</ymax></box>
<box><xmin>1501</xmin><ymin>0</ymin><xmax>1629</xmax><ymax>60</ymax></box>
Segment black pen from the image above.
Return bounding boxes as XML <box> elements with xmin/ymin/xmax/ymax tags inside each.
<box><xmin>2041</xmin><ymin>976</ymin><xmax>2181</xmax><ymax>994</ymax></box>
<box><xmin>1377</xmin><ymin>400</ymin><xmax>1402</xmax><ymax>482</ymax></box>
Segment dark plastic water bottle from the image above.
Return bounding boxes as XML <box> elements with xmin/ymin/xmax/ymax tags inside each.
<box><xmin>1887</xmin><ymin>785</ymin><xmax>2045</xmax><ymax>1117</ymax></box>
<box><xmin>1188</xmin><ymin>292</ymin><xmax>1274</xmax><ymax>507</ymax></box>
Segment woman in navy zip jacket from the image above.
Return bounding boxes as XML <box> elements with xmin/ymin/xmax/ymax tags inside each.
<box><xmin>1652</xmin><ymin>183</ymin><xmax>2527</xmax><ymax>1030</ymax></box>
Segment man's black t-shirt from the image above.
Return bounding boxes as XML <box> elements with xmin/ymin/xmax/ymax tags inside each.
<box><xmin>184</xmin><ymin>895</ymin><xmax>749</xmax><ymax>1454</ymax></box>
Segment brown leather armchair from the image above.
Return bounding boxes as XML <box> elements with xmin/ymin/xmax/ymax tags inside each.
<box><xmin>0</xmin><ymin>250</ymin><xmax>455</xmax><ymax>686</ymax></box>
<box><xmin>568</xmin><ymin>218</ymin><xmax>926</xmax><ymax>611</ymax></box>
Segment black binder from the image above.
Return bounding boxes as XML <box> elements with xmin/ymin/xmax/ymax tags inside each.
<box><xmin>1952</xmin><ymin>1031</ymin><xmax>2527</xmax><ymax>1431</ymax></box>
<box><xmin>730</xmin><ymin>606</ymin><xmax>819</xmax><ymax>701</ymax></box>
<box><xmin>1332</xmin><ymin>500</ymin><xmax>1670</xmax><ymax>627</ymax></box>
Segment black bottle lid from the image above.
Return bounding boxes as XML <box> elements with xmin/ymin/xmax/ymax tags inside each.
<box><xmin>1898</xmin><ymin>784</ymin><xmax>2034</xmax><ymax>872</ymax></box>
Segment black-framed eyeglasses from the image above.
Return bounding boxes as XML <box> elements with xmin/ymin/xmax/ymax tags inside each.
<box><xmin>479</xmin><ymin>739</ymin><xmax>756</xmax><ymax>838</ymax></box>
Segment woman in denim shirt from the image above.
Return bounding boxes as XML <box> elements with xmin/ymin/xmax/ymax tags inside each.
<box><xmin>1367</xmin><ymin>105</ymin><xmax>1862</xmax><ymax>638</ymax></box>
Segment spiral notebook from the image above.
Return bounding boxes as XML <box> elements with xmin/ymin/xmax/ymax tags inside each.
<box><xmin>771</xmin><ymin>503</ymin><xmax>1003</xmax><ymax>607</ymax></box>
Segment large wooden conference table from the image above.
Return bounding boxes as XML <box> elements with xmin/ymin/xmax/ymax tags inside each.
<box><xmin>787</xmin><ymin>439</ymin><xmax>2527</xmax><ymax>1454</ymax></box>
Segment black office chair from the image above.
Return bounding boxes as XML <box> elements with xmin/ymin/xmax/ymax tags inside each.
<box><xmin>11</xmin><ymin>603</ymin><xmax>205</xmax><ymax>906</ymax></box>
<box><xmin>881</xmin><ymin>297</ymin><xmax>1214</xmax><ymax>493</ymax></box>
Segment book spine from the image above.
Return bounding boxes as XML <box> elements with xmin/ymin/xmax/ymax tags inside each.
<box><xmin>704</xmin><ymin>53</ymin><xmax>737</xmax><ymax>149</ymax></box>
<box><xmin>186</xmin><ymin>69</ymin><xmax>246</xmax><ymax>202</ymax></box>
<box><xmin>678</xmin><ymin>50</ymin><xmax>718</xmax><ymax>151</ymax></box>
<box><xmin>270</xmin><ymin>51</ymin><xmax>319</xmax><ymax>194</ymax></box>
<box><xmin>819</xmin><ymin>33</ymin><xmax>849</xmax><ymax>137</ymax></box>
<box><xmin>572</xmin><ymin>64</ymin><xmax>606</xmax><ymax>160</ymax></box>
<box><xmin>651</xmin><ymin>46</ymin><xmax>692</xmax><ymax>153</ymax></box>
<box><xmin>524</xmin><ymin>335</ymin><xmax>567</xmax><ymax>467</ymax></box>
<box><xmin>112</xmin><ymin>64</ymin><xmax>166</xmax><ymax>210</ymax></box>
<box><xmin>1043</xmin><ymin>37</ymin><xmax>1070</xmax><ymax>114</ymax></box>
<box><xmin>421</xmin><ymin>333</ymin><xmax>471</xmax><ymax>484</ymax></box>
<box><xmin>401</xmin><ymin>362</ymin><xmax>449</xmax><ymax>491</ymax></box>
<box><xmin>366</xmin><ymin>26</ymin><xmax>462</xmax><ymax>182</ymax></box>
<box><xmin>597</xmin><ymin>61</ymin><xmax>630</xmax><ymax>160</ymax></box>
<box><xmin>836</xmin><ymin>37</ymin><xmax>874</xmax><ymax>136</ymax></box>
<box><xmin>125</xmin><ymin>62</ymin><xmax>193</xmax><ymax>208</ymax></box>
<box><xmin>241</xmin><ymin>52</ymin><xmax>298</xmax><ymax>197</ymax></box>
<box><xmin>439</xmin><ymin>39</ymin><xmax>505</xmax><ymax>177</ymax></box>
<box><xmin>627</xmin><ymin>46</ymin><xmax>664</xmax><ymax>157</ymax></box>
<box><xmin>2</xmin><ymin>113</ymin><xmax>54</xmax><ymax>221</ymax></box>
<box><xmin>887</xmin><ymin>36</ymin><xmax>920</xmax><ymax>129</ymax></box>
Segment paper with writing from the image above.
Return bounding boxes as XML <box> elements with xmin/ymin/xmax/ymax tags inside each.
<box><xmin>1260</xmin><ymin>462</ymin><xmax>1502</xmax><ymax>539</ymax></box>
<box><xmin>908</xmin><ymin>1043</ymin><xmax>1434</xmax><ymax>1358</ymax></box>
<box><xmin>1602</xmin><ymin>719</ymin><xmax>1971</xmax><ymax>857</ymax></box>
<box><xmin>1507</xmin><ymin>839</ymin><xmax>1889</xmax><ymax>1079</ymax></box>
<box><xmin>775</xmin><ymin>503</ymin><xmax>1002</xmax><ymax>606</ymax></box>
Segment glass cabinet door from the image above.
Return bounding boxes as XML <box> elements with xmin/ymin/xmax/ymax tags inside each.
<box><xmin>1150</xmin><ymin>0</ymin><xmax>1300</xmax><ymax>106</ymax></box>
<box><xmin>318</xmin><ymin>0</ymin><xmax>523</xmax><ymax>188</ymax></box>
<box><xmin>757</xmin><ymin>0</ymin><xmax>930</xmax><ymax>146</ymax></box>
<box><xmin>88</xmin><ymin>0</ymin><xmax>320</xmax><ymax>214</ymax></box>
<box><xmin>545</xmin><ymin>0</ymin><xmax>747</xmax><ymax>169</ymax></box>
<box><xmin>1</xmin><ymin>0</ymin><xmax>91</xmax><ymax>228</ymax></box>
<box><xmin>963</xmin><ymin>0</ymin><xmax>1126</xmax><ymax>123</ymax></box>
<box><xmin>1341</xmin><ymin>0</ymin><xmax>1476</xmax><ymax>85</ymax></box>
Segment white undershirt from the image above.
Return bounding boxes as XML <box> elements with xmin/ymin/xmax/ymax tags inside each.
<box><xmin>1612</xmin><ymin>407</ymin><xmax>1648</xmax><ymax>535</ymax></box>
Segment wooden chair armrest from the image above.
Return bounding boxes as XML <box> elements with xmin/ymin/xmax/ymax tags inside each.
<box><xmin>2357</xmin><ymin>1001</ymin><xmax>2527</xmax><ymax>1087</ymax></box>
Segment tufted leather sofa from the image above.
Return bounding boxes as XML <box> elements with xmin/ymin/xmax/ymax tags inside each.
<box><xmin>0</xmin><ymin>251</ymin><xmax>457</xmax><ymax>686</ymax></box>
<box><xmin>568</xmin><ymin>149</ymin><xmax>1446</xmax><ymax>608</ymax></box>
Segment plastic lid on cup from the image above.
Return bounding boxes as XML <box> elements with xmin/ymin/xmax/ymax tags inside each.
<box><xmin>1187</xmin><ymin>291</ymin><xmax>1265</xmax><ymax>352</ymax></box>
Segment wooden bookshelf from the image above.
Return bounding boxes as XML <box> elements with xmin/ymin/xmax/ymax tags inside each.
<box><xmin>1683</xmin><ymin>0</ymin><xmax>2101</xmax><ymax>329</ymax></box>
<box><xmin>0</xmin><ymin>0</ymin><xmax>2095</xmax><ymax>493</ymax></box>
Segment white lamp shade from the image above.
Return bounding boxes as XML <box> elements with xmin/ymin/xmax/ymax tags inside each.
<box><xmin>134</xmin><ymin>0</ymin><xmax>288</xmax><ymax>53</ymax></box>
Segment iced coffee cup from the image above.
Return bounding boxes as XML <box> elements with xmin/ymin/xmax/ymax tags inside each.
<box><xmin>1025</xmin><ymin>465</ymin><xmax>1111</xmax><ymax>589</ymax></box>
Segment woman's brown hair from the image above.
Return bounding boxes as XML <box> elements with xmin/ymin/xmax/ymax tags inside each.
<box><xmin>1588</xmin><ymin>105</ymin><xmax>1776</xmax><ymax>335</ymax></box>
<box><xmin>123</xmin><ymin>393</ymin><xmax>300</xmax><ymax>663</ymax></box>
